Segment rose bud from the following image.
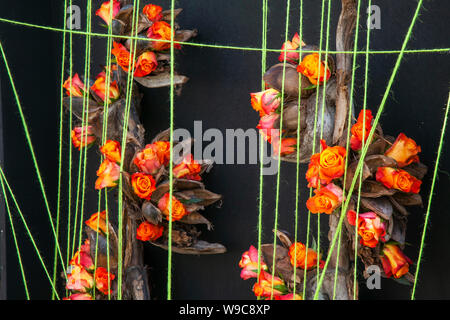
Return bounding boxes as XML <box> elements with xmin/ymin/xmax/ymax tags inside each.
<box><xmin>275</xmin><ymin>293</ymin><xmax>303</xmax><ymax>300</ymax></box>
<box><xmin>100</xmin><ymin>140</ymin><xmax>121</xmax><ymax>163</ymax></box>
<box><xmin>71</xmin><ymin>126</ymin><xmax>96</xmax><ymax>150</ymax></box>
<box><xmin>147</xmin><ymin>21</ymin><xmax>180</xmax><ymax>51</ymax></box>
<box><xmin>305</xmin><ymin>153</ymin><xmax>321</xmax><ymax>188</ymax></box>
<box><xmin>297</xmin><ymin>53</ymin><xmax>331</xmax><ymax>85</ymax></box>
<box><xmin>134</xmin><ymin>51</ymin><xmax>158</xmax><ymax>77</ymax></box>
<box><xmin>318</xmin><ymin>139</ymin><xmax>346</xmax><ymax>182</ymax></box>
<box><xmin>157</xmin><ymin>193</ymin><xmax>189</xmax><ymax>221</ymax></box>
<box><xmin>95</xmin><ymin>159</ymin><xmax>120</xmax><ymax>190</ymax></box>
<box><xmin>272</xmin><ymin>137</ymin><xmax>297</xmax><ymax>156</ymax></box>
<box><xmin>238</xmin><ymin>245</ymin><xmax>268</xmax><ymax>280</ymax></box>
<box><xmin>85</xmin><ymin>211</ymin><xmax>108</xmax><ymax>234</ymax></box>
<box><xmin>90</xmin><ymin>72</ymin><xmax>120</xmax><ymax>103</ymax></box>
<box><xmin>350</xmin><ymin>109</ymin><xmax>373</xmax><ymax>151</ymax></box>
<box><xmin>136</xmin><ymin>221</ymin><xmax>163</xmax><ymax>241</ymax></box>
<box><xmin>279</xmin><ymin>33</ymin><xmax>305</xmax><ymax>64</ymax></box>
<box><xmin>250</xmin><ymin>88</ymin><xmax>280</xmax><ymax>116</ymax></box>
<box><xmin>173</xmin><ymin>154</ymin><xmax>202</xmax><ymax>181</ymax></box>
<box><xmin>111</xmin><ymin>41</ymin><xmax>132</xmax><ymax>72</ymax></box>
<box><xmin>288</xmin><ymin>242</ymin><xmax>324</xmax><ymax>270</ymax></box>
<box><xmin>252</xmin><ymin>270</ymin><xmax>287</xmax><ymax>298</ymax></box>
<box><xmin>381</xmin><ymin>242</ymin><xmax>413</xmax><ymax>279</ymax></box>
<box><xmin>94</xmin><ymin>267</ymin><xmax>115</xmax><ymax>295</ymax></box>
<box><xmin>70</xmin><ymin>244</ymin><xmax>94</xmax><ymax>271</ymax></box>
<box><xmin>66</xmin><ymin>264</ymin><xmax>94</xmax><ymax>292</ymax></box>
<box><xmin>257</xmin><ymin>113</ymin><xmax>279</xmax><ymax>131</ymax></box>
<box><xmin>142</xmin><ymin>4</ymin><xmax>163</xmax><ymax>21</ymax></box>
<box><xmin>96</xmin><ymin>0</ymin><xmax>120</xmax><ymax>25</ymax></box>
<box><xmin>385</xmin><ymin>133</ymin><xmax>421</xmax><ymax>167</ymax></box>
<box><xmin>63</xmin><ymin>73</ymin><xmax>86</xmax><ymax>97</ymax></box>
<box><xmin>63</xmin><ymin>293</ymin><xmax>93</xmax><ymax>300</ymax></box>
<box><xmin>131</xmin><ymin>172</ymin><xmax>156</xmax><ymax>200</ymax></box>
<box><xmin>376</xmin><ymin>167</ymin><xmax>422</xmax><ymax>194</ymax></box>
<box><xmin>306</xmin><ymin>183</ymin><xmax>343</xmax><ymax>214</ymax></box>
<box><xmin>347</xmin><ymin>210</ymin><xmax>386</xmax><ymax>248</ymax></box>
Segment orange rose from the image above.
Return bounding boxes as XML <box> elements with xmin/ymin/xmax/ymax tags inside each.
<box><xmin>85</xmin><ymin>211</ymin><xmax>108</xmax><ymax>234</ymax></box>
<box><xmin>305</xmin><ymin>153</ymin><xmax>321</xmax><ymax>188</ymax></box>
<box><xmin>252</xmin><ymin>270</ymin><xmax>287</xmax><ymax>298</ymax></box>
<box><xmin>279</xmin><ymin>33</ymin><xmax>304</xmax><ymax>64</ymax></box>
<box><xmin>385</xmin><ymin>133</ymin><xmax>421</xmax><ymax>167</ymax></box>
<box><xmin>131</xmin><ymin>172</ymin><xmax>156</xmax><ymax>200</ymax></box>
<box><xmin>272</xmin><ymin>137</ymin><xmax>297</xmax><ymax>156</ymax></box>
<box><xmin>306</xmin><ymin>183</ymin><xmax>343</xmax><ymax>214</ymax></box>
<box><xmin>63</xmin><ymin>293</ymin><xmax>93</xmax><ymax>300</ymax></box>
<box><xmin>250</xmin><ymin>88</ymin><xmax>280</xmax><ymax>116</ymax></box>
<box><xmin>347</xmin><ymin>210</ymin><xmax>386</xmax><ymax>248</ymax></box>
<box><xmin>381</xmin><ymin>243</ymin><xmax>413</xmax><ymax>279</ymax></box>
<box><xmin>142</xmin><ymin>4</ymin><xmax>163</xmax><ymax>21</ymax></box>
<box><xmin>136</xmin><ymin>221</ymin><xmax>163</xmax><ymax>241</ymax></box>
<box><xmin>90</xmin><ymin>72</ymin><xmax>120</xmax><ymax>103</ymax></box>
<box><xmin>275</xmin><ymin>293</ymin><xmax>303</xmax><ymax>300</ymax></box>
<box><xmin>153</xmin><ymin>141</ymin><xmax>171</xmax><ymax>165</ymax></box>
<box><xmin>66</xmin><ymin>264</ymin><xmax>94</xmax><ymax>292</ymax></box>
<box><xmin>350</xmin><ymin>109</ymin><xmax>373</xmax><ymax>151</ymax></box>
<box><xmin>71</xmin><ymin>126</ymin><xmax>96</xmax><ymax>150</ymax></box>
<box><xmin>134</xmin><ymin>51</ymin><xmax>158</xmax><ymax>77</ymax></box>
<box><xmin>111</xmin><ymin>41</ymin><xmax>132</xmax><ymax>72</ymax></box>
<box><xmin>70</xmin><ymin>240</ymin><xmax>94</xmax><ymax>270</ymax></box>
<box><xmin>318</xmin><ymin>139</ymin><xmax>346</xmax><ymax>182</ymax></box>
<box><xmin>297</xmin><ymin>53</ymin><xmax>331</xmax><ymax>85</ymax></box>
<box><xmin>238</xmin><ymin>245</ymin><xmax>268</xmax><ymax>280</ymax></box>
<box><xmin>63</xmin><ymin>73</ymin><xmax>86</xmax><ymax>97</ymax></box>
<box><xmin>173</xmin><ymin>154</ymin><xmax>202</xmax><ymax>180</ymax></box>
<box><xmin>147</xmin><ymin>21</ymin><xmax>180</xmax><ymax>51</ymax></box>
<box><xmin>134</xmin><ymin>142</ymin><xmax>171</xmax><ymax>175</ymax></box>
<box><xmin>95</xmin><ymin>159</ymin><xmax>120</xmax><ymax>190</ymax></box>
<box><xmin>100</xmin><ymin>140</ymin><xmax>121</xmax><ymax>163</ymax></box>
<box><xmin>288</xmin><ymin>242</ymin><xmax>324</xmax><ymax>271</ymax></box>
<box><xmin>376</xmin><ymin>167</ymin><xmax>421</xmax><ymax>194</ymax></box>
<box><xmin>157</xmin><ymin>193</ymin><xmax>189</xmax><ymax>221</ymax></box>
<box><xmin>94</xmin><ymin>267</ymin><xmax>115</xmax><ymax>295</ymax></box>
<box><xmin>96</xmin><ymin>0</ymin><xmax>120</xmax><ymax>25</ymax></box>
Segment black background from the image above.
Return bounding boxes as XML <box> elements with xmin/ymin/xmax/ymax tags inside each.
<box><xmin>0</xmin><ymin>0</ymin><xmax>449</xmax><ymax>300</ymax></box>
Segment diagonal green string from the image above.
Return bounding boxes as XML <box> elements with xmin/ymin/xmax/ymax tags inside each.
<box><xmin>314</xmin><ymin>0</ymin><xmax>425</xmax><ymax>299</ymax></box>
<box><xmin>411</xmin><ymin>90</ymin><xmax>450</xmax><ymax>299</ymax></box>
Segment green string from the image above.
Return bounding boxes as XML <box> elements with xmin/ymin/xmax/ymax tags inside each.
<box><xmin>314</xmin><ymin>0</ymin><xmax>425</xmax><ymax>300</ymax></box>
<box><xmin>411</xmin><ymin>90</ymin><xmax>450</xmax><ymax>299</ymax></box>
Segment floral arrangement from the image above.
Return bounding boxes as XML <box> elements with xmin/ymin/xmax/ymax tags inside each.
<box><xmin>62</xmin><ymin>1</ymin><xmax>224</xmax><ymax>300</ymax></box>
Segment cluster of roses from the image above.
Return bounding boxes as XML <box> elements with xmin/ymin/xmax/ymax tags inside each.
<box><xmin>64</xmin><ymin>212</ymin><xmax>115</xmax><ymax>300</ymax></box>
<box><xmin>250</xmin><ymin>33</ymin><xmax>331</xmax><ymax>156</ymax></box>
<box><xmin>97</xmin><ymin>1</ymin><xmax>179</xmax><ymax>78</ymax></box>
<box><xmin>238</xmin><ymin>243</ymin><xmax>325</xmax><ymax>300</ymax></box>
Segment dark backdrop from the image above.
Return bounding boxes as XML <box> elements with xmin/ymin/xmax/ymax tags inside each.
<box><xmin>0</xmin><ymin>0</ymin><xmax>449</xmax><ymax>300</ymax></box>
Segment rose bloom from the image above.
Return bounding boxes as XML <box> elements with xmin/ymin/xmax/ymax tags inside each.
<box><xmin>272</xmin><ymin>137</ymin><xmax>297</xmax><ymax>156</ymax></box>
<box><xmin>288</xmin><ymin>242</ymin><xmax>323</xmax><ymax>270</ymax></box>
<box><xmin>279</xmin><ymin>33</ymin><xmax>304</xmax><ymax>64</ymax></box>
<box><xmin>66</xmin><ymin>264</ymin><xmax>94</xmax><ymax>292</ymax></box>
<box><xmin>238</xmin><ymin>245</ymin><xmax>268</xmax><ymax>280</ymax></box>
<box><xmin>90</xmin><ymin>72</ymin><xmax>120</xmax><ymax>103</ymax></box>
<box><xmin>306</xmin><ymin>183</ymin><xmax>343</xmax><ymax>214</ymax></box>
<box><xmin>305</xmin><ymin>153</ymin><xmax>322</xmax><ymax>188</ymax></box>
<box><xmin>85</xmin><ymin>211</ymin><xmax>108</xmax><ymax>234</ymax></box>
<box><xmin>100</xmin><ymin>140</ymin><xmax>121</xmax><ymax>163</ymax></box>
<box><xmin>157</xmin><ymin>193</ymin><xmax>189</xmax><ymax>221</ymax></box>
<box><xmin>111</xmin><ymin>41</ymin><xmax>132</xmax><ymax>72</ymax></box>
<box><xmin>297</xmin><ymin>53</ymin><xmax>331</xmax><ymax>85</ymax></box>
<box><xmin>94</xmin><ymin>267</ymin><xmax>115</xmax><ymax>295</ymax></box>
<box><xmin>147</xmin><ymin>21</ymin><xmax>180</xmax><ymax>51</ymax></box>
<box><xmin>142</xmin><ymin>4</ymin><xmax>163</xmax><ymax>21</ymax></box>
<box><xmin>173</xmin><ymin>154</ymin><xmax>202</xmax><ymax>181</ymax></box>
<box><xmin>347</xmin><ymin>210</ymin><xmax>386</xmax><ymax>248</ymax></box>
<box><xmin>385</xmin><ymin>133</ymin><xmax>421</xmax><ymax>167</ymax></box>
<box><xmin>70</xmin><ymin>239</ymin><xmax>94</xmax><ymax>270</ymax></box>
<box><xmin>252</xmin><ymin>270</ymin><xmax>287</xmax><ymax>298</ymax></box>
<box><xmin>95</xmin><ymin>0</ymin><xmax>120</xmax><ymax>25</ymax></box>
<box><xmin>134</xmin><ymin>141</ymin><xmax>171</xmax><ymax>174</ymax></box>
<box><xmin>318</xmin><ymin>139</ymin><xmax>346</xmax><ymax>182</ymax></box>
<box><xmin>136</xmin><ymin>221</ymin><xmax>163</xmax><ymax>241</ymax></box>
<box><xmin>381</xmin><ymin>243</ymin><xmax>413</xmax><ymax>279</ymax></box>
<box><xmin>131</xmin><ymin>172</ymin><xmax>156</xmax><ymax>200</ymax></box>
<box><xmin>134</xmin><ymin>51</ymin><xmax>158</xmax><ymax>77</ymax></box>
<box><xmin>275</xmin><ymin>293</ymin><xmax>303</xmax><ymax>300</ymax></box>
<box><xmin>350</xmin><ymin>109</ymin><xmax>373</xmax><ymax>151</ymax></box>
<box><xmin>63</xmin><ymin>73</ymin><xmax>86</xmax><ymax>97</ymax></box>
<box><xmin>250</xmin><ymin>88</ymin><xmax>280</xmax><ymax>116</ymax></box>
<box><xmin>376</xmin><ymin>167</ymin><xmax>422</xmax><ymax>194</ymax></box>
<box><xmin>63</xmin><ymin>293</ymin><xmax>93</xmax><ymax>300</ymax></box>
<box><xmin>95</xmin><ymin>159</ymin><xmax>120</xmax><ymax>190</ymax></box>
<box><xmin>71</xmin><ymin>126</ymin><xmax>96</xmax><ymax>150</ymax></box>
